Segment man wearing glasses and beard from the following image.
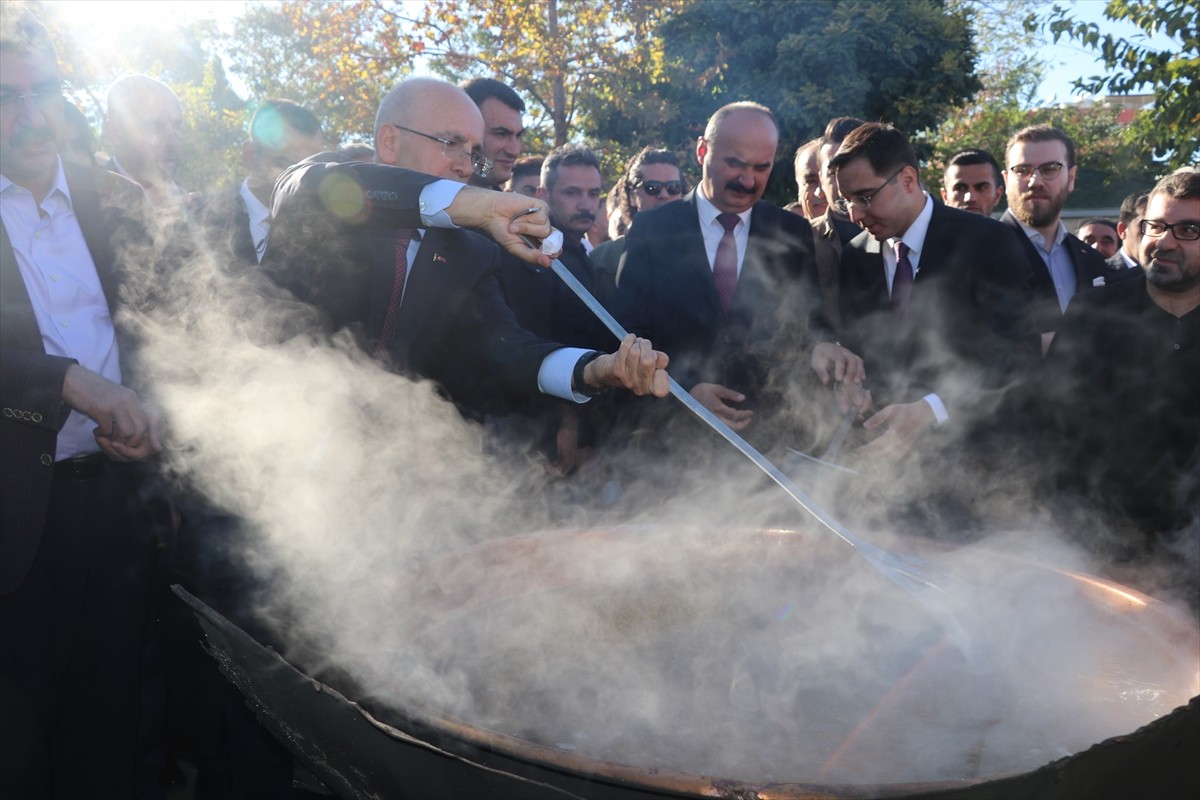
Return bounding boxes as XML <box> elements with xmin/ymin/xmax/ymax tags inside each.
<box><xmin>1000</xmin><ymin>124</ymin><xmax>1109</xmax><ymax>353</ymax></box>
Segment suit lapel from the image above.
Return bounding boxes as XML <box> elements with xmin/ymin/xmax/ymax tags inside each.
<box><xmin>0</xmin><ymin>224</ymin><xmax>44</xmax><ymax>352</ymax></box>
<box><xmin>390</xmin><ymin>229</ymin><xmax>458</xmax><ymax>362</ymax></box>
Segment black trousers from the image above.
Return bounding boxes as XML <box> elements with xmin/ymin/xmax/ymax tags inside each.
<box><xmin>0</xmin><ymin>463</ymin><xmax>156</xmax><ymax>799</ymax></box>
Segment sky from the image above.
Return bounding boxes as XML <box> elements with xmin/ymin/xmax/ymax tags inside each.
<box><xmin>41</xmin><ymin>0</ymin><xmax>1180</xmax><ymax>107</ymax></box>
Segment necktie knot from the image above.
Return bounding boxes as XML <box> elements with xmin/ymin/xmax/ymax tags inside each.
<box><xmin>717</xmin><ymin>212</ymin><xmax>740</xmax><ymax>233</ymax></box>
<box><xmin>894</xmin><ymin>240</ymin><xmax>909</xmax><ymax>262</ymax></box>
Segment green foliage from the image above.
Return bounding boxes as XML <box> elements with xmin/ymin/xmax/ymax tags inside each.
<box><xmin>646</xmin><ymin>0</ymin><xmax>982</xmax><ymax>205</ymax></box>
<box><xmin>1028</xmin><ymin>0</ymin><xmax>1199</xmax><ymax>170</ymax></box>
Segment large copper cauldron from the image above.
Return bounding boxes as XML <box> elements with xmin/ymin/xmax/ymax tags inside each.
<box><xmin>178</xmin><ymin>526</ymin><xmax>1200</xmax><ymax>799</ymax></box>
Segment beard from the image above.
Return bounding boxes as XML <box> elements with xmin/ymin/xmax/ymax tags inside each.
<box><xmin>1144</xmin><ymin>252</ymin><xmax>1200</xmax><ymax>294</ymax></box>
<box><xmin>1011</xmin><ymin>184</ymin><xmax>1068</xmax><ymax>229</ymax></box>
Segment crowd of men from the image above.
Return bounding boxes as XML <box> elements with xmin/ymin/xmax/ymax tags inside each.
<box><xmin>2</xmin><ymin>6</ymin><xmax>1197</xmax><ymax>799</ymax></box>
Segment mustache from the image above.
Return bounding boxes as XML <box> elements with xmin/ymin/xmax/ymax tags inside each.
<box><xmin>724</xmin><ymin>182</ymin><xmax>755</xmax><ymax>195</ymax></box>
<box><xmin>11</xmin><ymin>127</ymin><xmax>55</xmax><ymax>148</ymax></box>
<box><xmin>570</xmin><ymin>212</ymin><xmax>596</xmax><ymax>225</ymax></box>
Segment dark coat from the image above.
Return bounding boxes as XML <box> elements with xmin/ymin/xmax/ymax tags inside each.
<box><xmin>265</xmin><ymin>157</ymin><xmax>565</xmax><ymax>412</ymax></box>
<box><xmin>0</xmin><ymin>164</ymin><xmax>149</xmax><ymax>594</ymax></box>
<box><xmin>838</xmin><ymin>202</ymin><xmax>1037</xmax><ymax>421</ymax></box>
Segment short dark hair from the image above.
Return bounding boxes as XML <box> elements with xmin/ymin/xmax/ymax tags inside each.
<box><xmin>510</xmin><ymin>155</ymin><xmax>543</xmax><ymax>182</ymax></box>
<box><xmin>1006</xmin><ymin>124</ymin><xmax>1076</xmax><ymax>168</ymax></box>
<box><xmin>0</xmin><ymin>4</ymin><xmax>55</xmax><ymax>56</ymax></box>
<box><xmin>541</xmin><ymin>143</ymin><xmax>600</xmax><ymax>193</ymax></box>
<box><xmin>1148</xmin><ymin>168</ymin><xmax>1200</xmax><ymax>203</ymax></box>
<box><xmin>829</xmin><ymin>121</ymin><xmax>917</xmax><ymax>177</ymax></box>
<box><xmin>822</xmin><ymin>116</ymin><xmax>865</xmax><ymax>146</ymax></box>
<box><xmin>1117</xmin><ymin>190</ymin><xmax>1149</xmax><ymax>226</ymax></box>
<box><xmin>613</xmin><ymin>146</ymin><xmax>686</xmax><ymax>230</ymax></box>
<box><xmin>250</xmin><ymin>99</ymin><xmax>322</xmax><ymax>145</ymax></box>
<box><xmin>1077</xmin><ymin>218</ymin><xmax>1119</xmax><ymax>237</ymax></box>
<box><xmin>945</xmin><ymin>148</ymin><xmax>1002</xmax><ymax>187</ymax></box>
<box><xmin>460</xmin><ymin>77</ymin><xmax>526</xmax><ymax>114</ymax></box>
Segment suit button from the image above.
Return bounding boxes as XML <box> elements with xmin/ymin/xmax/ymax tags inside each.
<box><xmin>32</xmin><ymin>413</ymin><xmax>43</xmax><ymax>423</ymax></box>
<box><xmin>40</xmin><ymin>453</ymin><xmax>53</xmax><ymax>466</ymax></box>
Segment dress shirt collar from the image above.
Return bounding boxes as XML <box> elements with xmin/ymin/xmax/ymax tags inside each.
<box><xmin>887</xmin><ymin>193</ymin><xmax>934</xmax><ymax>267</ymax></box>
<box><xmin>695</xmin><ymin>188</ymin><xmax>752</xmax><ymax>231</ymax></box>
<box><xmin>1</xmin><ymin>156</ymin><xmax>72</xmax><ymax>209</ymax></box>
<box><xmin>238</xmin><ymin>178</ymin><xmax>272</xmax><ymax>260</ymax></box>
<box><xmin>1013</xmin><ymin>213</ymin><xmax>1067</xmax><ymax>253</ymax></box>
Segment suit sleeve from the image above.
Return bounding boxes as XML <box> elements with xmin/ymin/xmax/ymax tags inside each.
<box><xmin>0</xmin><ymin>350</ymin><xmax>75</xmax><ymax>433</ymax></box>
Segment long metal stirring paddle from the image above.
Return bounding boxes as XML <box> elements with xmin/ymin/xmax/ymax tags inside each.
<box><xmin>538</xmin><ymin>248</ymin><xmax>949</xmax><ymax>599</ymax></box>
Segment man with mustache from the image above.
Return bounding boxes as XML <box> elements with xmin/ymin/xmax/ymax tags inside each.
<box><xmin>1</xmin><ymin>9</ymin><xmax>163</xmax><ymax>796</ymax></box>
<box><xmin>1000</xmin><ymin>125</ymin><xmax>1108</xmax><ymax>352</ymax></box>
<box><xmin>1028</xmin><ymin>169</ymin><xmax>1198</xmax><ymax>587</ymax></box>
<box><xmin>612</xmin><ymin>102</ymin><xmax>861</xmax><ymax>453</ymax></box>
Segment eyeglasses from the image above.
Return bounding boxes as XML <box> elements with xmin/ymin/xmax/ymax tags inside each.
<box><xmin>1007</xmin><ymin>161</ymin><xmax>1065</xmax><ymax>180</ymax></box>
<box><xmin>1140</xmin><ymin>219</ymin><xmax>1200</xmax><ymax>241</ymax></box>
<box><xmin>0</xmin><ymin>79</ymin><xmax>65</xmax><ymax>114</ymax></box>
<box><xmin>393</xmin><ymin>124</ymin><xmax>493</xmax><ymax>178</ymax></box>
<box><xmin>833</xmin><ymin>166</ymin><xmax>904</xmax><ymax>216</ymax></box>
<box><xmin>636</xmin><ymin>180</ymin><xmax>684</xmax><ymax>197</ymax></box>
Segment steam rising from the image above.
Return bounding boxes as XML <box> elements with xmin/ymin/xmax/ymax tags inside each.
<box><xmin>123</xmin><ymin>206</ymin><xmax>1197</xmax><ymax>787</ymax></box>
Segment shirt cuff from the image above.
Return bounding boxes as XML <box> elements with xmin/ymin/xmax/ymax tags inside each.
<box><xmin>538</xmin><ymin>347</ymin><xmax>594</xmax><ymax>403</ymax></box>
<box><xmin>922</xmin><ymin>393</ymin><xmax>949</xmax><ymax>426</ymax></box>
<box><xmin>418</xmin><ymin>180</ymin><xmax>464</xmax><ymax>228</ymax></box>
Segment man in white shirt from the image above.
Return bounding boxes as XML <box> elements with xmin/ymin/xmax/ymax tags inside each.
<box><xmin>199</xmin><ymin>99</ymin><xmax>325</xmax><ymax>267</ymax></box>
<box><xmin>103</xmin><ymin>74</ymin><xmax>185</xmax><ymax>202</ymax></box>
<box><xmin>1</xmin><ymin>10</ymin><xmax>163</xmax><ymax>796</ymax></box>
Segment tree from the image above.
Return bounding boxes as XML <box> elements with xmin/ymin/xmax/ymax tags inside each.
<box><xmin>1029</xmin><ymin>0</ymin><xmax>1199</xmax><ymax>170</ymax></box>
<box><xmin>648</xmin><ymin>0</ymin><xmax>982</xmax><ymax>204</ymax></box>
<box><xmin>220</xmin><ymin>1</ymin><xmax>413</xmax><ymax>145</ymax></box>
<box><xmin>401</xmin><ymin>0</ymin><xmax>686</xmax><ymax>149</ymax></box>
<box><xmin>34</xmin><ymin>3</ymin><xmax>245</xmax><ymax>192</ymax></box>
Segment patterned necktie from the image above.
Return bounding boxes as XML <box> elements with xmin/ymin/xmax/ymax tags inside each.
<box><xmin>713</xmin><ymin>212</ymin><xmax>740</xmax><ymax>314</ymax></box>
<box><xmin>892</xmin><ymin>239</ymin><xmax>914</xmax><ymax>321</ymax></box>
<box><xmin>374</xmin><ymin>228</ymin><xmax>417</xmax><ymax>360</ymax></box>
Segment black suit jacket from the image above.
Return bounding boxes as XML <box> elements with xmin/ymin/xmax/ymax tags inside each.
<box><xmin>195</xmin><ymin>182</ymin><xmax>259</xmax><ymax>269</ymax></box>
<box><xmin>1000</xmin><ymin>210</ymin><xmax>1108</xmax><ymax>335</ymax></box>
<box><xmin>839</xmin><ymin>202</ymin><xmax>1036</xmax><ymax>420</ymax></box>
<box><xmin>265</xmin><ymin>157</ymin><xmax>565</xmax><ymax>410</ymax></box>
<box><xmin>611</xmin><ymin>191</ymin><xmax>825</xmax><ymax>396</ymax></box>
<box><xmin>0</xmin><ymin>164</ymin><xmax>148</xmax><ymax>594</ymax></box>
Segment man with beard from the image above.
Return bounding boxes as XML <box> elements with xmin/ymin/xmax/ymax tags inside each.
<box><xmin>832</xmin><ymin>122</ymin><xmax>1035</xmax><ymax>465</ymax></box>
<box><xmin>1031</xmin><ymin>169</ymin><xmax>1198</xmax><ymax>596</ymax></box>
<box><xmin>612</xmin><ymin>102</ymin><xmax>860</xmax><ymax>452</ymax></box>
<box><xmin>1000</xmin><ymin>125</ymin><xmax>1108</xmax><ymax>352</ymax></box>
<box><xmin>461</xmin><ymin>77</ymin><xmax>525</xmax><ymax>191</ymax></box>
<box><xmin>940</xmin><ymin>148</ymin><xmax>1004</xmax><ymax>217</ymax></box>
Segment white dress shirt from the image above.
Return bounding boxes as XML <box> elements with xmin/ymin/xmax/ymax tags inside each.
<box><xmin>238</xmin><ymin>178</ymin><xmax>271</xmax><ymax>262</ymax></box>
<box><xmin>1</xmin><ymin>158</ymin><xmax>122</xmax><ymax>459</ymax></box>
<box><xmin>886</xmin><ymin>193</ymin><xmax>948</xmax><ymax>425</ymax></box>
<box><xmin>695</xmin><ymin>190</ymin><xmax>751</xmax><ymax>275</ymax></box>
<box><xmin>1013</xmin><ymin>215</ymin><xmax>1076</xmax><ymax>312</ymax></box>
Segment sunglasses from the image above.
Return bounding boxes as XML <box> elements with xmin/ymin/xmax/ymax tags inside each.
<box><xmin>637</xmin><ymin>180</ymin><xmax>684</xmax><ymax>197</ymax></box>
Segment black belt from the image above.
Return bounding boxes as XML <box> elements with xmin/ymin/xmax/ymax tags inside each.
<box><xmin>53</xmin><ymin>453</ymin><xmax>107</xmax><ymax>481</ymax></box>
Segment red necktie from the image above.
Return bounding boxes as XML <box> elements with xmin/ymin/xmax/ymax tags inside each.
<box><xmin>374</xmin><ymin>228</ymin><xmax>416</xmax><ymax>359</ymax></box>
<box><xmin>714</xmin><ymin>212</ymin><xmax>740</xmax><ymax>315</ymax></box>
<box><xmin>892</xmin><ymin>240</ymin><xmax>913</xmax><ymax>321</ymax></box>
